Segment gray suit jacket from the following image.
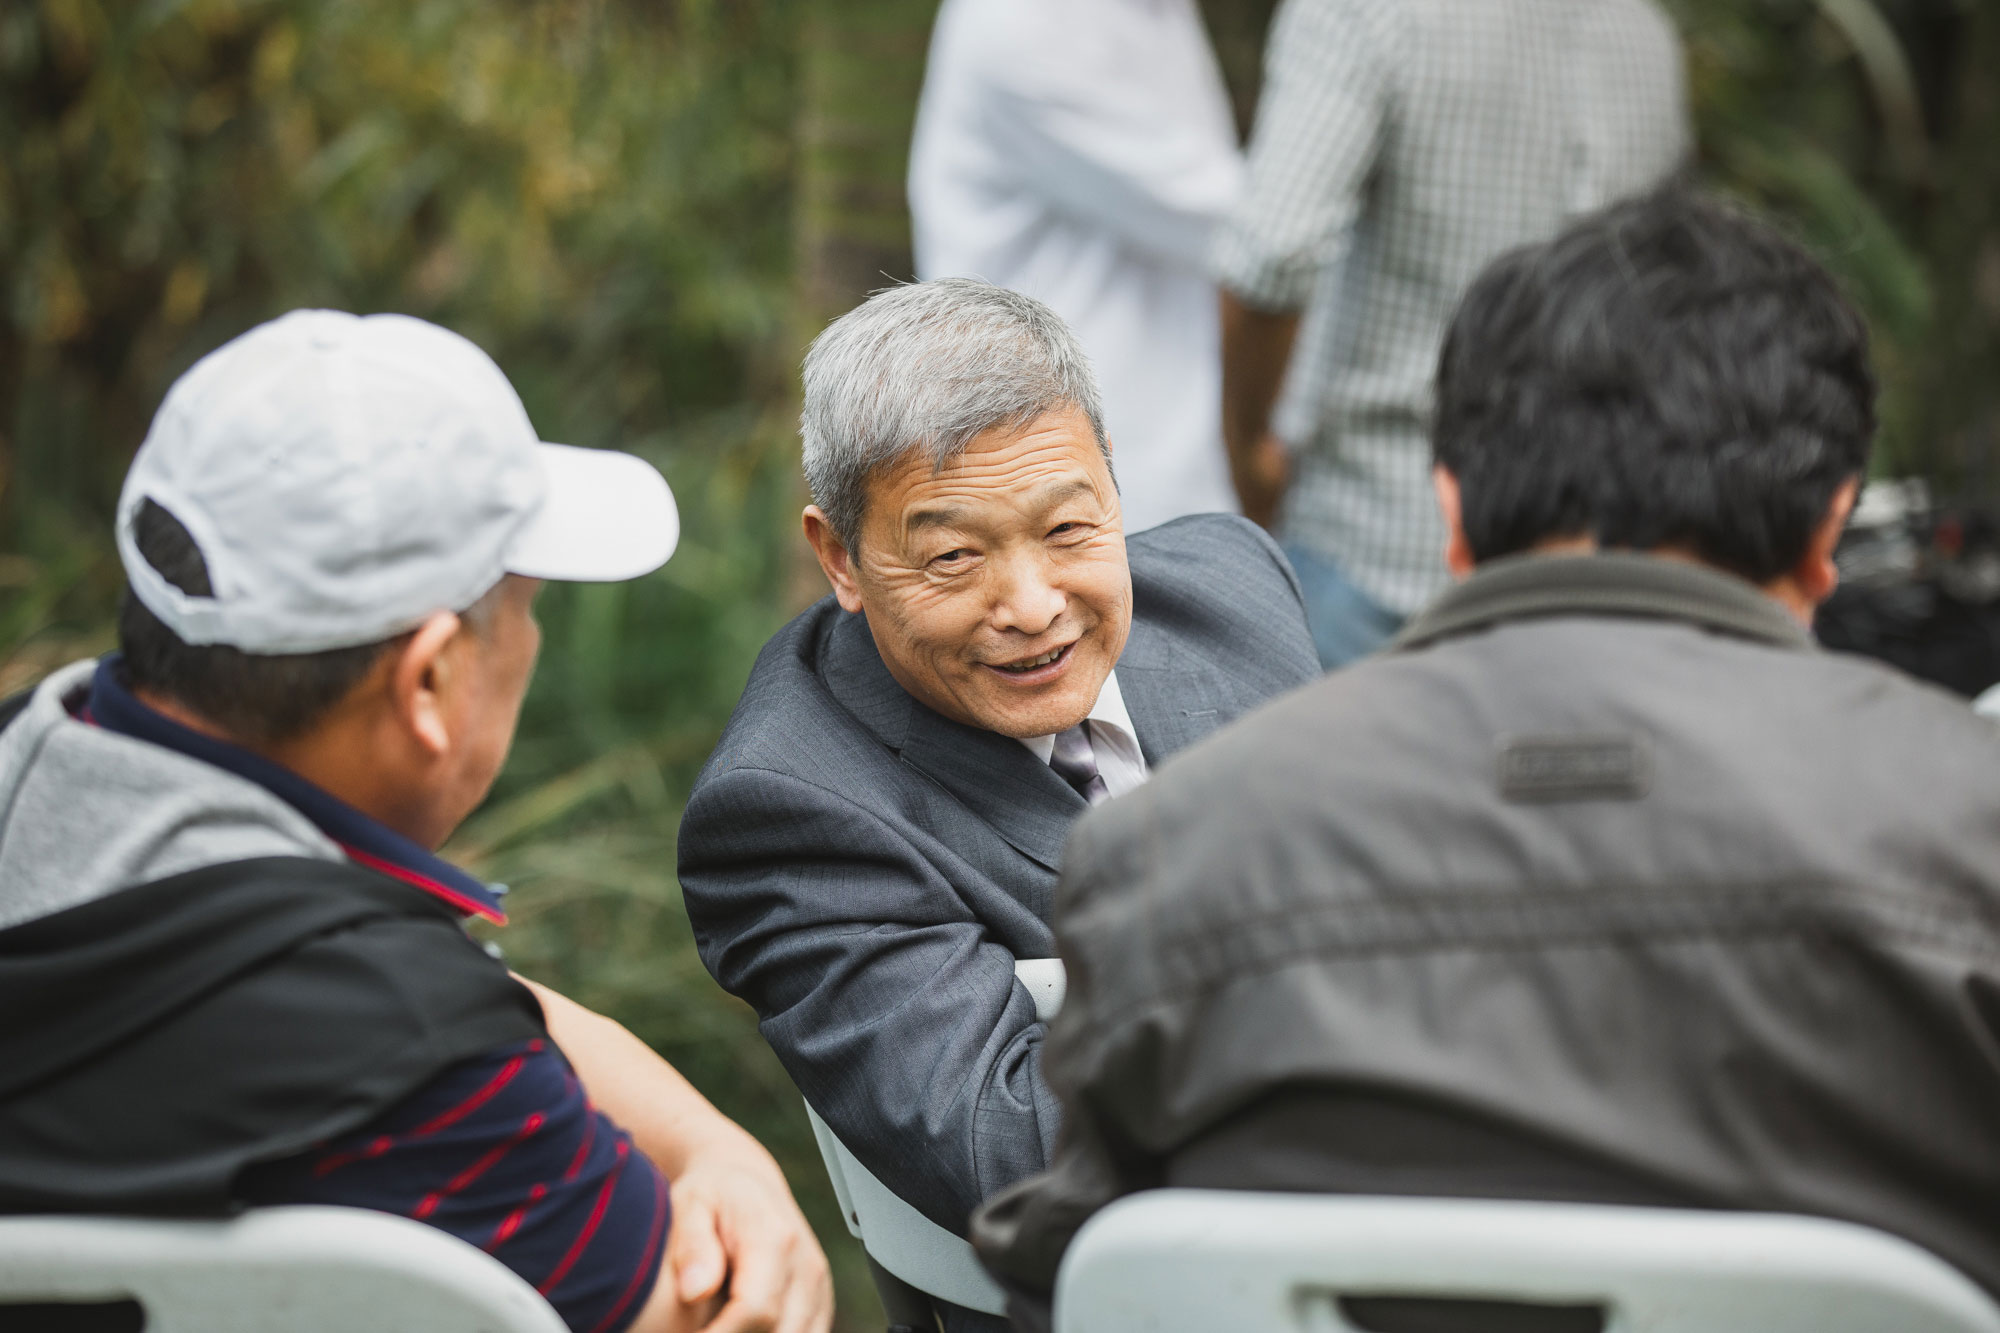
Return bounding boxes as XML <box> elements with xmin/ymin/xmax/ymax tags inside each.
<box><xmin>678</xmin><ymin>515</ymin><xmax>1319</xmax><ymax>1236</ymax></box>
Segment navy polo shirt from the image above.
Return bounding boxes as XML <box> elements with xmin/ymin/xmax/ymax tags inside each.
<box><xmin>86</xmin><ymin>659</ymin><xmax>670</xmax><ymax>1333</ymax></box>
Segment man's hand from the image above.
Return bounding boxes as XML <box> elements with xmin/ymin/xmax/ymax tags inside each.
<box><xmin>667</xmin><ymin>1134</ymin><xmax>833</xmax><ymax>1333</ymax></box>
<box><xmin>514</xmin><ymin>977</ymin><xmax>833</xmax><ymax>1333</ymax></box>
<box><xmin>1230</xmin><ymin>432</ymin><xmax>1292</xmax><ymax>530</ymax></box>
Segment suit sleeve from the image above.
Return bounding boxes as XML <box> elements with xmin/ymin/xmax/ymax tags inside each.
<box><xmin>968</xmin><ymin>801</ymin><xmax>1162</xmax><ymax>1307</ymax></box>
<box><xmin>679</xmin><ymin>764</ymin><xmax>1058</xmax><ymax>1233</ymax></box>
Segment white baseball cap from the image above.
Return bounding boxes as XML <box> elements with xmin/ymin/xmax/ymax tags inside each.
<box><xmin>116</xmin><ymin>309</ymin><xmax>679</xmax><ymax>654</ymax></box>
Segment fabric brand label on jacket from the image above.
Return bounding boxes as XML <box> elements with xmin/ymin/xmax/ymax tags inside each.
<box><xmin>1497</xmin><ymin>734</ymin><xmax>1651</xmax><ymax>803</ymax></box>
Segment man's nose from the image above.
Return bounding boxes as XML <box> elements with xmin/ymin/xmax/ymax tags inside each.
<box><xmin>988</xmin><ymin>550</ymin><xmax>1066</xmax><ymax>637</ymax></box>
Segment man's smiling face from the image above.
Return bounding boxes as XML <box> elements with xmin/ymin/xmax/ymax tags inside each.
<box><xmin>817</xmin><ymin>405</ymin><xmax>1131</xmax><ymax>739</ymax></box>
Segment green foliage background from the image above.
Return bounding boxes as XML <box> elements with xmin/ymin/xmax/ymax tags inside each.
<box><xmin>2</xmin><ymin>1</ymin><xmax>1994</xmax><ymax>1327</ymax></box>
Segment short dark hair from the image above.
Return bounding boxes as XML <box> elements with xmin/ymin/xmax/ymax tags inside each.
<box><xmin>118</xmin><ymin>500</ymin><xmax>405</xmax><ymax>746</ymax></box>
<box><xmin>1433</xmin><ymin>188</ymin><xmax>1877</xmax><ymax>583</ymax></box>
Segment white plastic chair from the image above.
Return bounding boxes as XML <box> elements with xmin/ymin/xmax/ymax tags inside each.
<box><xmin>806</xmin><ymin>957</ymin><xmax>1069</xmax><ymax>1322</ymax></box>
<box><xmin>1054</xmin><ymin>1190</ymin><xmax>2000</xmax><ymax>1333</ymax></box>
<box><xmin>0</xmin><ymin>1206</ymin><xmax>566</xmax><ymax>1333</ymax></box>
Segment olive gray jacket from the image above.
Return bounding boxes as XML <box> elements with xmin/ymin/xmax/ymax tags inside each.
<box><xmin>974</xmin><ymin>552</ymin><xmax>2000</xmax><ymax>1319</ymax></box>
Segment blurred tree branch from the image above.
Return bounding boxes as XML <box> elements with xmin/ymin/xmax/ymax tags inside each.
<box><xmin>792</xmin><ymin>0</ymin><xmax>935</xmax><ymax>332</ymax></box>
<box><xmin>786</xmin><ymin>0</ymin><xmax>937</xmax><ymax>608</ymax></box>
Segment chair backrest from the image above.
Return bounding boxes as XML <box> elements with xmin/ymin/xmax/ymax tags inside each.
<box><xmin>1053</xmin><ymin>1190</ymin><xmax>2000</xmax><ymax>1333</ymax></box>
<box><xmin>806</xmin><ymin>1103</ymin><xmax>1008</xmax><ymax>1316</ymax></box>
<box><xmin>803</xmin><ymin>958</ymin><xmax>1068</xmax><ymax>1318</ymax></box>
<box><xmin>0</xmin><ymin>1206</ymin><xmax>567</xmax><ymax>1333</ymax></box>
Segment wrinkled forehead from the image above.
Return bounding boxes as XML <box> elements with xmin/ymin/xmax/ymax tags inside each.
<box><xmin>866</xmin><ymin>408</ymin><xmax>1115</xmax><ymax>541</ymax></box>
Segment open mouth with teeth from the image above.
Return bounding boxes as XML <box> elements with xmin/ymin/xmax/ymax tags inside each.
<box><xmin>990</xmin><ymin>642</ymin><xmax>1074</xmax><ymax>676</ymax></box>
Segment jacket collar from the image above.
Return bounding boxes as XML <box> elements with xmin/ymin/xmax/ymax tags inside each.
<box><xmin>1394</xmin><ymin>552</ymin><xmax>1816</xmax><ymax>654</ymax></box>
<box><xmin>818</xmin><ymin>604</ymin><xmax>1208</xmax><ymax>872</ymax></box>
<box><xmin>84</xmin><ymin>657</ymin><xmax>508</xmax><ymax>923</ymax></box>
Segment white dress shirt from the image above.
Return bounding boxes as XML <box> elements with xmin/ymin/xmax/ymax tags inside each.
<box><xmin>1018</xmin><ymin>669</ymin><xmax>1149</xmax><ymax>799</ymax></box>
<box><xmin>909</xmin><ymin>0</ymin><xmax>1244</xmax><ymax>534</ymax></box>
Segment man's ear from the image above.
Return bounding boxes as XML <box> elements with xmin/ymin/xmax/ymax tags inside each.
<box><xmin>803</xmin><ymin>506</ymin><xmax>865</xmax><ymax>614</ymax></box>
<box><xmin>389</xmin><ymin>611</ymin><xmax>467</xmax><ymax>758</ymax></box>
<box><xmin>1789</xmin><ymin>475</ymin><xmax>1861</xmax><ymax>609</ymax></box>
<box><xmin>1432</xmin><ymin>466</ymin><xmax>1478</xmax><ymax>579</ymax></box>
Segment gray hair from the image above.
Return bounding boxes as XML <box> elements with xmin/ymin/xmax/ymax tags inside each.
<box><xmin>801</xmin><ymin>278</ymin><xmax>1110</xmax><ymax>548</ymax></box>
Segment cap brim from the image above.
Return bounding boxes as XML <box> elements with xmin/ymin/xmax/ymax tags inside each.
<box><xmin>505</xmin><ymin>442</ymin><xmax>679</xmax><ymax>582</ymax></box>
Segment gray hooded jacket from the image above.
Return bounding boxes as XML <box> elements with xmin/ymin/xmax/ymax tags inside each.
<box><xmin>0</xmin><ymin>660</ymin><xmax>341</xmax><ymax>929</ymax></box>
<box><xmin>0</xmin><ymin>660</ymin><xmax>539</xmax><ymax>1213</ymax></box>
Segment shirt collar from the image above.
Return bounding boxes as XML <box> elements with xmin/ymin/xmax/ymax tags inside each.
<box><xmin>1393</xmin><ymin>552</ymin><xmax>1816</xmax><ymax>655</ymax></box>
<box><xmin>84</xmin><ymin>656</ymin><xmax>507</xmax><ymax>923</ymax></box>
<box><xmin>1019</xmin><ymin>669</ymin><xmax>1139</xmax><ymax>765</ymax></box>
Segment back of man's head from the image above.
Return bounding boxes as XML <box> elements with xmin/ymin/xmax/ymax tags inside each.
<box><xmin>1434</xmin><ymin>189</ymin><xmax>1876</xmax><ymax>582</ymax></box>
<box><xmin>111</xmin><ymin>309</ymin><xmax>678</xmax><ymax>785</ymax></box>
<box><xmin>117</xmin><ymin>498</ymin><xmax>499</xmax><ymax>747</ymax></box>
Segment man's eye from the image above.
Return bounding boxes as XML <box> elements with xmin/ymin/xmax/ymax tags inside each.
<box><xmin>931</xmin><ymin>549</ymin><xmax>971</xmax><ymax>566</ymax></box>
<box><xmin>1049</xmin><ymin>522</ymin><xmax>1087</xmax><ymax>539</ymax></box>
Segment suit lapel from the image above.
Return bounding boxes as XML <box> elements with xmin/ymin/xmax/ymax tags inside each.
<box><xmin>819</xmin><ymin>606</ymin><xmax>918</xmax><ymax>748</ymax></box>
<box><xmin>817</xmin><ymin>599</ymin><xmax>1235</xmax><ymax>870</ymax></box>
<box><xmin>899</xmin><ymin>707</ymin><xmax>1084</xmax><ymax>873</ymax></box>
<box><xmin>1115</xmin><ymin>611</ymin><xmax>1229</xmax><ymax>766</ymax></box>
<box><xmin>821</xmin><ymin>607</ymin><xmax>1084</xmax><ymax>873</ymax></box>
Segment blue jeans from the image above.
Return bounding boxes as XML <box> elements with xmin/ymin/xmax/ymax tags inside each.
<box><xmin>1282</xmin><ymin>542</ymin><xmax>1406</xmax><ymax>670</ymax></box>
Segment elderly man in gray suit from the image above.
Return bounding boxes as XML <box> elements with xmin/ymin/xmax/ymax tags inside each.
<box><xmin>678</xmin><ymin>279</ymin><xmax>1318</xmax><ymax>1329</ymax></box>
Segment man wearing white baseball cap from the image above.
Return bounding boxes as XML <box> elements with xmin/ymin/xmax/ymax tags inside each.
<box><xmin>0</xmin><ymin>310</ymin><xmax>832</xmax><ymax>1333</ymax></box>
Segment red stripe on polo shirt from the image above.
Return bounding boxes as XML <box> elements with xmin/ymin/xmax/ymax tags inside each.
<box><xmin>414</xmin><ymin>1112</ymin><xmax>547</xmax><ymax>1219</ymax></box>
<box><xmin>314</xmin><ymin>1044</ymin><xmax>537</xmax><ymax>1179</ymax></box>
<box><xmin>590</xmin><ymin>1176</ymin><xmax>671</xmax><ymax>1333</ymax></box>
<box><xmin>539</xmin><ymin>1139</ymin><xmax>629</xmax><ymax>1296</ymax></box>
<box><xmin>410</xmin><ymin>1046</ymin><xmax>534</xmax><ymax>1137</ymax></box>
<box><xmin>562</xmin><ymin>1105</ymin><xmax>599</xmax><ymax>1182</ymax></box>
<box><xmin>312</xmin><ymin>1134</ymin><xmax>395</xmax><ymax>1179</ymax></box>
<box><xmin>485</xmin><ymin>1182</ymin><xmax>551</xmax><ymax>1252</ymax></box>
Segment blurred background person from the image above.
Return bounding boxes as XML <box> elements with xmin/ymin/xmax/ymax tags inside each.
<box><xmin>909</xmin><ymin>0</ymin><xmax>1245</xmax><ymax>532</ymax></box>
<box><xmin>1218</xmin><ymin>0</ymin><xmax>1691</xmax><ymax>667</ymax></box>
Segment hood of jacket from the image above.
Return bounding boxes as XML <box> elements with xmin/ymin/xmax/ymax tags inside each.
<box><xmin>0</xmin><ymin>659</ymin><xmax>342</xmax><ymax>933</ymax></box>
<box><xmin>0</xmin><ymin>662</ymin><xmax>542</xmax><ymax>1214</ymax></box>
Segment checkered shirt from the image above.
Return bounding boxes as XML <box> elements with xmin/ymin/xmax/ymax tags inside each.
<box><xmin>1216</xmin><ymin>0</ymin><xmax>1690</xmax><ymax>614</ymax></box>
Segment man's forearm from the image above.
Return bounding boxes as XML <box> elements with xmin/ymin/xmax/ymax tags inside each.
<box><xmin>1219</xmin><ymin>289</ymin><xmax>1301</xmax><ymax>457</ymax></box>
<box><xmin>1219</xmin><ymin>289</ymin><xmax>1302</xmax><ymax>528</ymax></box>
<box><xmin>520</xmin><ymin>977</ymin><xmax>835</xmax><ymax>1332</ymax></box>
<box><xmin>519</xmin><ymin>975</ymin><xmax>764</xmax><ymax>1177</ymax></box>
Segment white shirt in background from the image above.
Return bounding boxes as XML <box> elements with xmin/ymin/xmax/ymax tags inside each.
<box><xmin>909</xmin><ymin>0</ymin><xmax>1245</xmax><ymax>534</ymax></box>
<box><xmin>1018</xmin><ymin>670</ymin><xmax>1149</xmax><ymax>799</ymax></box>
